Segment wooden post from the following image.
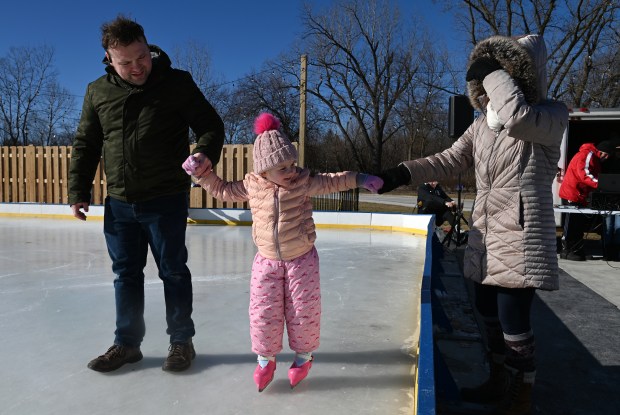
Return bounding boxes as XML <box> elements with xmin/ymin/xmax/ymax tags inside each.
<box><xmin>25</xmin><ymin>146</ymin><xmax>36</xmax><ymax>202</ymax></box>
<box><xmin>298</xmin><ymin>54</ymin><xmax>307</xmax><ymax>168</ymax></box>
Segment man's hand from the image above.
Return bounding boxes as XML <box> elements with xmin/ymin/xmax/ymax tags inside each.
<box><xmin>71</xmin><ymin>202</ymin><xmax>90</xmax><ymax>221</ymax></box>
<box><xmin>182</xmin><ymin>153</ymin><xmax>213</xmax><ymax>177</ymax></box>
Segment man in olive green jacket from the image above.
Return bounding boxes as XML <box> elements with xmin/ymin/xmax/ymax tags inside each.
<box><xmin>68</xmin><ymin>15</ymin><xmax>224</xmax><ymax>373</ymax></box>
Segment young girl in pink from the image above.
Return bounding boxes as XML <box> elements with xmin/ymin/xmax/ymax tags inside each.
<box><xmin>182</xmin><ymin>113</ymin><xmax>382</xmax><ymax>392</ymax></box>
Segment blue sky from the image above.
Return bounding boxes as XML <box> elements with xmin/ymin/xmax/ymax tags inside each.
<box><xmin>0</xmin><ymin>0</ymin><xmax>465</xmax><ymax>103</ymax></box>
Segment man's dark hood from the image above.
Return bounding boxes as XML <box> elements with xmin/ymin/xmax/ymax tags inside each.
<box><xmin>467</xmin><ymin>35</ymin><xmax>546</xmax><ymax>111</ymax></box>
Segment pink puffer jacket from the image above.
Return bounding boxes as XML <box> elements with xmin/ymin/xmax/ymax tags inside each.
<box><xmin>196</xmin><ymin>167</ymin><xmax>358</xmax><ymax>260</ymax></box>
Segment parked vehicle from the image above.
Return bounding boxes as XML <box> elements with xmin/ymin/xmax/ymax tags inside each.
<box><xmin>552</xmin><ymin>107</ymin><xmax>620</xmax><ymax>225</ymax></box>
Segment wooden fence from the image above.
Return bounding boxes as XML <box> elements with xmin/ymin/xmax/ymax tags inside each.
<box><xmin>0</xmin><ymin>145</ymin><xmax>357</xmax><ymax>210</ymax></box>
<box><xmin>0</xmin><ymin>145</ymin><xmax>252</xmax><ymax>208</ymax></box>
<box><xmin>1</xmin><ymin>146</ymin><xmax>73</xmax><ymax>205</ymax></box>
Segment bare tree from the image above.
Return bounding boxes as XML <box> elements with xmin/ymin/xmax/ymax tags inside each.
<box><xmin>580</xmin><ymin>33</ymin><xmax>620</xmax><ymax>107</ymax></box>
<box><xmin>0</xmin><ymin>45</ymin><xmax>76</xmax><ymax>146</ymax></box>
<box><xmin>439</xmin><ymin>0</ymin><xmax>619</xmax><ymax>107</ymax></box>
<box><xmin>234</xmin><ymin>68</ymin><xmax>301</xmax><ymax>139</ymax></box>
<box><xmin>219</xmin><ymin>86</ymin><xmax>255</xmax><ymax>144</ymax></box>
<box><xmin>393</xmin><ymin>39</ymin><xmax>460</xmax><ymax>163</ymax></box>
<box><xmin>561</xmin><ymin>5</ymin><xmax>620</xmax><ymax>107</ymax></box>
<box><xmin>297</xmin><ymin>0</ymin><xmax>420</xmax><ymax>174</ymax></box>
<box><xmin>171</xmin><ymin>40</ymin><xmax>216</xmax><ymax>93</ymax></box>
<box><xmin>31</xmin><ymin>82</ymin><xmax>76</xmax><ymax>146</ymax></box>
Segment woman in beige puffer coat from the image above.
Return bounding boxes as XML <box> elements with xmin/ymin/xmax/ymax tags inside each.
<box><xmin>379</xmin><ymin>34</ymin><xmax>569</xmax><ymax>414</ymax></box>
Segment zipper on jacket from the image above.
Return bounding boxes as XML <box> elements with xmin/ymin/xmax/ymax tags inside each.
<box><xmin>481</xmin><ymin>128</ymin><xmax>501</xmax><ymax>267</ymax></box>
<box><xmin>122</xmin><ymin>90</ymin><xmax>138</xmax><ymax>200</ymax></box>
<box><xmin>273</xmin><ymin>186</ymin><xmax>282</xmax><ymax>261</ymax></box>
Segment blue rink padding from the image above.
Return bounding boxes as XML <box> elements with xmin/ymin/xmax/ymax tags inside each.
<box><xmin>413</xmin><ymin>219</ymin><xmax>437</xmax><ymax>414</ymax></box>
<box><xmin>0</xmin><ymin>203</ymin><xmax>442</xmax><ymax>414</ymax></box>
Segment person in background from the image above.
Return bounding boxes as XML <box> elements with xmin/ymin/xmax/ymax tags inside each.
<box><xmin>559</xmin><ymin>140</ymin><xmax>614</xmax><ymax>261</ymax></box>
<box><xmin>417</xmin><ymin>181</ymin><xmax>456</xmax><ymax>227</ymax></box>
<box><xmin>599</xmin><ymin>136</ymin><xmax>620</xmax><ymax>261</ymax></box>
<box><xmin>183</xmin><ymin>113</ymin><xmax>383</xmax><ymax>392</ymax></box>
<box><xmin>68</xmin><ymin>15</ymin><xmax>225</xmax><ymax>373</ymax></box>
<box><xmin>379</xmin><ymin>34</ymin><xmax>568</xmax><ymax>414</ymax></box>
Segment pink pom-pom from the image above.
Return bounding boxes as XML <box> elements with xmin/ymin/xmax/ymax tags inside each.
<box><xmin>254</xmin><ymin>113</ymin><xmax>281</xmax><ymax>134</ymax></box>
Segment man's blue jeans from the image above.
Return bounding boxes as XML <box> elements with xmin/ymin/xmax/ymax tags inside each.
<box><xmin>602</xmin><ymin>214</ymin><xmax>620</xmax><ymax>257</ymax></box>
<box><xmin>104</xmin><ymin>193</ymin><xmax>195</xmax><ymax>347</ymax></box>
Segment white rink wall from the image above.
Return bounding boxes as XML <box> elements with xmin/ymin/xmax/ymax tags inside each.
<box><xmin>0</xmin><ymin>203</ymin><xmax>432</xmax><ymax>236</ymax></box>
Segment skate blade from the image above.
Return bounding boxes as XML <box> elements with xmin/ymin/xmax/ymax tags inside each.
<box><xmin>258</xmin><ymin>379</ymin><xmax>273</xmax><ymax>393</ymax></box>
<box><xmin>290</xmin><ymin>379</ymin><xmax>304</xmax><ymax>390</ymax></box>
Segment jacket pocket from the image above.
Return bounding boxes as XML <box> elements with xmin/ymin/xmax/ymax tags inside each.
<box><xmin>487</xmin><ymin>189</ymin><xmax>525</xmax><ymax>249</ymax></box>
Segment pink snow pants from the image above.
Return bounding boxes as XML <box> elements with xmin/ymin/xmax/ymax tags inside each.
<box><xmin>249</xmin><ymin>247</ymin><xmax>321</xmax><ymax>357</ymax></box>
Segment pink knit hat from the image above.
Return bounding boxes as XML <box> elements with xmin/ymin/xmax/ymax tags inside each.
<box><xmin>252</xmin><ymin>113</ymin><xmax>298</xmax><ymax>174</ymax></box>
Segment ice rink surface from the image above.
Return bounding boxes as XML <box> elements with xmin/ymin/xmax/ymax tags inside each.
<box><xmin>0</xmin><ymin>217</ymin><xmax>426</xmax><ymax>415</ymax></box>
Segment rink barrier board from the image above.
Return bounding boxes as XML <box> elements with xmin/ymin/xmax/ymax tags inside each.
<box><xmin>0</xmin><ymin>202</ymin><xmax>439</xmax><ymax>414</ymax></box>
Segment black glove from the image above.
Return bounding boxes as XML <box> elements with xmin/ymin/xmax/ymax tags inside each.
<box><xmin>466</xmin><ymin>57</ymin><xmax>502</xmax><ymax>82</ymax></box>
<box><xmin>378</xmin><ymin>164</ymin><xmax>411</xmax><ymax>194</ymax></box>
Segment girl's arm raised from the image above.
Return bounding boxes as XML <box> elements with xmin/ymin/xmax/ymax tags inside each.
<box><xmin>194</xmin><ymin>173</ymin><xmax>249</xmax><ymax>203</ymax></box>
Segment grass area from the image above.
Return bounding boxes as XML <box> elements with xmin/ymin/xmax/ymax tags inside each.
<box><xmin>357</xmin><ymin>199</ymin><xmax>473</xmax><ymax>232</ymax></box>
<box><xmin>358</xmin><ymin>202</ymin><xmax>416</xmax><ymax>214</ymax></box>
<box><xmin>358</xmin><ymin>191</ymin><xmax>604</xmax><ymax>244</ymax></box>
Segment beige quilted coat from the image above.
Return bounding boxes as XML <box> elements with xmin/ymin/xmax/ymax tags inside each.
<box><xmin>196</xmin><ymin>168</ymin><xmax>358</xmax><ymax>261</ymax></box>
<box><xmin>401</xmin><ymin>35</ymin><xmax>568</xmax><ymax>290</ymax></box>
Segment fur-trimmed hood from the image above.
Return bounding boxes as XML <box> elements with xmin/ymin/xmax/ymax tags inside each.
<box><xmin>467</xmin><ymin>34</ymin><xmax>547</xmax><ymax>111</ymax></box>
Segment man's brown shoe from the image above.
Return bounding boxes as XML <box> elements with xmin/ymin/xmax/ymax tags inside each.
<box><xmin>87</xmin><ymin>344</ymin><xmax>143</xmax><ymax>372</ymax></box>
<box><xmin>162</xmin><ymin>339</ymin><xmax>196</xmax><ymax>372</ymax></box>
